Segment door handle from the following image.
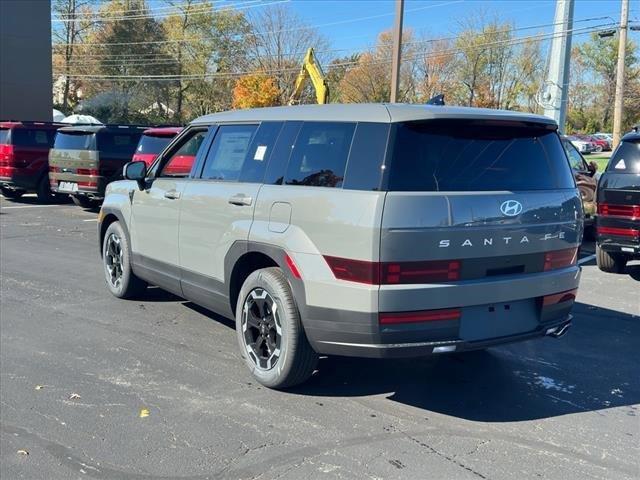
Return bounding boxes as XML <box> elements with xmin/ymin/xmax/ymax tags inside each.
<box><xmin>164</xmin><ymin>190</ymin><xmax>181</xmax><ymax>200</ymax></box>
<box><xmin>228</xmin><ymin>194</ymin><xmax>253</xmax><ymax>206</ymax></box>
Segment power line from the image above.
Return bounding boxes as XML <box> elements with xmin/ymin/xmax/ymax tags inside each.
<box><xmin>53</xmin><ymin>22</ymin><xmax>614</xmax><ymax>81</ymax></box>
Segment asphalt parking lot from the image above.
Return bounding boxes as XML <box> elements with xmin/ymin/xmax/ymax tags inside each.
<box><xmin>1</xmin><ymin>194</ymin><xmax>638</xmax><ymax>480</ymax></box>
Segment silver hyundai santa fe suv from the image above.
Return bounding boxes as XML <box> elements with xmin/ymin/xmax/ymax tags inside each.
<box><xmin>98</xmin><ymin>104</ymin><xmax>583</xmax><ymax>388</ymax></box>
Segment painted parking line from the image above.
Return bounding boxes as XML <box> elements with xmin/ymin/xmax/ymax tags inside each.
<box><xmin>0</xmin><ymin>204</ymin><xmax>71</xmax><ymax>210</ymax></box>
<box><xmin>578</xmin><ymin>254</ymin><xmax>596</xmax><ymax>265</ymax></box>
<box><xmin>83</xmin><ymin>218</ymin><xmax>98</xmax><ymax>222</ymax></box>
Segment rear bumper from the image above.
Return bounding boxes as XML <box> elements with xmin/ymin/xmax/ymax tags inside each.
<box><xmin>50</xmin><ymin>173</ymin><xmax>107</xmax><ymax>199</ymax></box>
<box><xmin>302</xmin><ymin>267</ymin><xmax>581</xmax><ymax>358</ymax></box>
<box><xmin>0</xmin><ymin>169</ymin><xmax>40</xmax><ymax>190</ymax></box>
<box><xmin>312</xmin><ymin>316</ymin><xmax>572</xmax><ymax>358</ymax></box>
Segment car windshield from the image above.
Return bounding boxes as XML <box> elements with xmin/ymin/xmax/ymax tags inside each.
<box><xmin>54</xmin><ymin>131</ymin><xmax>96</xmax><ymax>150</ymax></box>
<box><xmin>388</xmin><ymin>120</ymin><xmax>575</xmax><ymax>191</ymax></box>
<box><xmin>607</xmin><ymin>141</ymin><xmax>640</xmax><ymax>173</ymax></box>
<box><xmin>136</xmin><ymin>134</ymin><xmax>174</xmax><ymax>155</ymax></box>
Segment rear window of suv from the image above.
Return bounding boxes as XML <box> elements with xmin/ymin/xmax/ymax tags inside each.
<box><xmin>11</xmin><ymin>129</ymin><xmax>56</xmax><ymax>147</ymax></box>
<box><xmin>606</xmin><ymin>141</ymin><xmax>640</xmax><ymax>173</ymax></box>
<box><xmin>136</xmin><ymin>134</ymin><xmax>174</xmax><ymax>155</ymax></box>
<box><xmin>54</xmin><ymin>131</ymin><xmax>96</xmax><ymax>150</ymax></box>
<box><xmin>388</xmin><ymin>120</ymin><xmax>575</xmax><ymax>191</ymax></box>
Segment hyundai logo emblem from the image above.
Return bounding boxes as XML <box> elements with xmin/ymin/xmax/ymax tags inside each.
<box><xmin>500</xmin><ymin>200</ymin><xmax>523</xmax><ymax>217</ymax></box>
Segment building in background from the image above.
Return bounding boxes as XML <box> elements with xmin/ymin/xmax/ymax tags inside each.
<box><xmin>0</xmin><ymin>0</ymin><xmax>53</xmax><ymax>121</ymax></box>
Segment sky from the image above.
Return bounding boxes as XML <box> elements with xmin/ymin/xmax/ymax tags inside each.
<box><xmin>282</xmin><ymin>0</ymin><xmax>639</xmax><ymax>54</ymax></box>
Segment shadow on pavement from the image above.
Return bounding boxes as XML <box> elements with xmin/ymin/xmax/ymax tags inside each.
<box><xmin>289</xmin><ymin>302</ymin><xmax>639</xmax><ymax>422</ymax></box>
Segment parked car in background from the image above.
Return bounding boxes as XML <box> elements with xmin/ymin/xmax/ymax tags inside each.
<box><xmin>566</xmin><ymin>135</ymin><xmax>595</xmax><ymax>154</ymax></box>
<box><xmin>595</xmin><ymin>132</ymin><xmax>613</xmax><ymax>142</ymax></box>
<box><xmin>98</xmin><ymin>104</ymin><xmax>582</xmax><ymax>388</ymax></box>
<box><xmin>595</xmin><ymin>130</ymin><xmax>640</xmax><ymax>274</ymax></box>
<box><xmin>561</xmin><ymin>136</ymin><xmax>598</xmax><ymax>232</ymax></box>
<box><xmin>49</xmin><ymin>124</ymin><xmax>146</xmax><ymax>208</ymax></box>
<box><xmin>576</xmin><ymin>134</ymin><xmax>609</xmax><ymax>152</ymax></box>
<box><xmin>132</xmin><ymin>127</ymin><xmax>182</xmax><ymax>166</ymax></box>
<box><xmin>591</xmin><ymin>134</ymin><xmax>612</xmax><ymax>151</ymax></box>
<box><xmin>0</xmin><ymin>121</ymin><xmax>64</xmax><ymax>202</ymax></box>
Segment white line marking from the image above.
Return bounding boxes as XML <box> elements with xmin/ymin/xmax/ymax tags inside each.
<box><xmin>82</xmin><ymin>218</ymin><xmax>98</xmax><ymax>222</ymax></box>
<box><xmin>578</xmin><ymin>254</ymin><xmax>596</xmax><ymax>265</ymax></box>
<box><xmin>1</xmin><ymin>204</ymin><xmax>69</xmax><ymax>210</ymax></box>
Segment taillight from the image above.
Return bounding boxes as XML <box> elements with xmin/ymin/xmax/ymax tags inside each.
<box><xmin>597</xmin><ymin>203</ymin><xmax>640</xmax><ymax>220</ymax></box>
<box><xmin>323</xmin><ymin>256</ymin><xmax>379</xmax><ymax>284</ymax></box>
<box><xmin>543</xmin><ymin>248</ymin><xmax>578</xmax><ymax>271</ymax></box>
<box><xmin>323</xmin><ymin>256</ymin><xmax>461</xmax><ymax>285</ymax></box>
<box><xmin>77</xmin><ymin>168</ymin><xmax>99</xmax><ymax>176</ymax></box>
<box><xmin>379</xmin><ymin>308</ymin><xmax>461</xmax><ymax>325</ymax></box>
<box><xmin>381</xmin><ymin>260</ymin><xmax>460</xmax><ymax>283</ymax></box>
<box><xmin>0</xmin><ymin>144</ymin><xmax>15</xmax><ymax>164</ymax></box>
<box><xmin>596</xmin><ymin>226</ymin><xmax>640</xmax><ymax>238</ymax></box>
<box><xmin>542</xmin><ymin>288</ymin><xmax>577</xmax><ymax>307</ymax></box>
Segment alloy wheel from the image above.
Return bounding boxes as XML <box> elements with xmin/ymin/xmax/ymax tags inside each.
<box><xmin>241</xmin><ymin>288</ymin><xmax>282</xmax><ymax>370</ymax></box>
<box><xmin>105</xmin><ymin>233</ymin><xmax>124</xmax><ymax>288</ymax></box>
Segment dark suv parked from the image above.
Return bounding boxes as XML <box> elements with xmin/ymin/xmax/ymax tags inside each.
<box><xmin>49</xmin><ymin>124</ymin><xmax>146</xmax><ymax>208</ymax></box>
<box><xmin>596</xmin><ymin>131</ymin><xmax>640</xmax><ymax>273</ymax></box>
<box><xmin>0</xmin><ymin>121</ymin><xmax>64</xmax><ymax>201</ymax></box>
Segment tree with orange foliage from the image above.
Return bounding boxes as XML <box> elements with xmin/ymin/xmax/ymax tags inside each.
<box><xmin>232</xmin><ymin>73</ymin><xmax>281</xmax><ymax>109</ymax></box>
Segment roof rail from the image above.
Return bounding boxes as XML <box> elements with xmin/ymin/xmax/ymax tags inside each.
<box><xmin>0</xmin><ymin>120</ymin><xmax>66</xmax><ymax>126</ymax></box>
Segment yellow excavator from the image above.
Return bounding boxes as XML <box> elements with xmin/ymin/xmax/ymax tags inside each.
<box><xmin>288</xmin><ymin>48</ymin><xmax>329</xmax><ymax>105</ymax></box>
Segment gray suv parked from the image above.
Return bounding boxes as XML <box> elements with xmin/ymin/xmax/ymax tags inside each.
<box><xmin>98</xmin><ymin>104</ymin><xmax>583</xmax><ymax>388</ymax></box>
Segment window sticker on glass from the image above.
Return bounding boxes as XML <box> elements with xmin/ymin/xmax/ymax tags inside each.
<box><xmin>254</xmin><ymin>145</ymin><xmax>267</xmax><ymax>161</ymax></box>
<box><xmin>615</xmin><ymin>159</ymin><xmax>626</xmax><ymax>169</ymax></box>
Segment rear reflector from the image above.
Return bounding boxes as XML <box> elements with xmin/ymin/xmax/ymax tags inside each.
<box><xmin>542</xmin><ymin>288</ymin><xmax>577</xmax><ymax>307</ymax></box>
<box><xmin>323</xmin><ymin>256</ymin><xmax>461</xmax><ymax>285</ymax></box>
<box><xmin>379</xmin><ymin>308</ymin><xmax>461</xmax><ymax>325</ymax></box>
<box><xmin>597</xmin><ymin>226</ymin><xmax>640</xmax><ymax>238</ymax></box>
<box><xmin>543</xmin><ymin>247</ymin><xmax>578</xmax><ymax>271</ymax></box>
<box><xmin>284</xmin><ymin>253</ymin><xmax>302</xmax><ymax>279</ymax></box>
<box><xmin>597</xmin><ymin>203</ymin><xmax>640</xmax><ymax>220</ymax></box>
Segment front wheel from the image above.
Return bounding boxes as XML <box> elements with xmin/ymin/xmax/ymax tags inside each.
<box><xmin>102</xmin><ymin>221</ymin><xmax>147</xmax><ymax>298</ymax></box>
<box><xmin>596</xmin><ymin>245</ymin><xmax>627</xmax><ymax>273</ymax></box>
<box><xmin>0</xmin><ymin>186</ymin><xmax>25</xmax><ymax>199</ymax></box>
<box><xmin>235</xmin><ymin>267</ymin><xmax>318</xmax><ymax>389</ymax></box>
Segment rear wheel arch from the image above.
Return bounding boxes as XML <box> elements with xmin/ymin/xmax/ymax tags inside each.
<box><xmin>229</xmin><ymin>251</ymin><xmax>279</xmax><ymax>313</ymax></box>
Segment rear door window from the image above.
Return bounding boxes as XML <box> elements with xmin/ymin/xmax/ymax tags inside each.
<box><xmin>238</xmin><ymin>122</ymin><xmax>284</xmax><ymax>183</ymax></box>
<box><xmin>387</xmin><ymin>121</ymin><xmax>575</xmax><ymax>191</ymax></box>
<box><xmin>11</xmin><ymin>129</ymin><xmax>56</xmax><ymax>147</ymax></box>
<box><xmin>607</xmin><ymin>141</ymin><xmax>640</xmax><ymax>173</ymax></box>
<box><xmin>53</xmin><ymin>132</ymin><xmax>96</xmax><ymax>150</ymax></box>
<box><xmin>200</xmin><ymin>125</ymin><xmax>258</xmax><ymax>181</ymax></box>
<box><xmin>284</xmin><ymin>122</ymin><xmax>356</xmax><ymax>188</ymax></box>
<box><xmin>98</xmin><ymin>132</ymin><xmax>140</xmax><ymax>157</ymax></box>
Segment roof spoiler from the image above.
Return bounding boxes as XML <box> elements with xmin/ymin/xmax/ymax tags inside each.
<box><xmin>426</xmin><ymin>94</ymin><xmax>445</xmax><ymax>106</ymax></box>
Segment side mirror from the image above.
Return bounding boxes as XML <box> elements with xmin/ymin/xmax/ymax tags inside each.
<box><xmin>123</xmin><ymin>161</ymin><xmax>147</xmax><ymax>189</ymax></box>
<box><xmin>588</xmin><ymin>161</ymin><xmax>598</xmax><ymax>176</ymax></box>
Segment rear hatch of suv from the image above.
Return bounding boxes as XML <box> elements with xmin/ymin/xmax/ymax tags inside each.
<box><xmin>132</xmin><ymin>127</ymin><xmax>181</xmax><ymax>166</ymax></box>
<box><xmin>49</xmin><ymin>128</ymin><xmax>99</xmax><ymax>195</ymax></box>
<box><xmin>379</xmin><ymin>119</ymin><xmax>581</xmax><ymax>346</ymax></box>
<box><xmin>596</xmin><ymin>137</ymin><xmax>640</xmax><ymax>254</ymax></box>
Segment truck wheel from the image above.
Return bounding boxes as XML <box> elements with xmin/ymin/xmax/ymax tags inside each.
<box><xmin>102</xmin><ymin>221</ymin><xmax>147</xmax><ymax>298</ymax></box>
<box><xmin>235</xmin><ymin>267</ymin><xmax>318</xmax><ymax>389</ymax></box>
<box><xmin>72</xmin><ymin>195</ymin><xmax>96</xmax><ymax>209</ymax></box>
<box><xmin>596</xmin><ymin>245</ymin><xmax>627</xmax><ymax>273</ymax></box>
<box><xmin>0</xmin><ymin>186</ymin><xmax>25</xmax><ymax>199</ymax></box>
<box><xmin>36</xmin><ymin>175</ymin><xmax>53</xmax><ymax>203</ymax></box>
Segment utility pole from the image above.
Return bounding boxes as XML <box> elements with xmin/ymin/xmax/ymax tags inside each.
<box><xmin>612</xmin><ymin>0</ymin><xmax>629</xmax><ymax>149</ymax></box>
<box><xmin>542</xmin><ymin>0</ymin><xmax>575</xmax><ymax>133</ymax></box>
<box><xmin>390</xmin><ymin>0</ymin><xmax>404</xmax><ymax>103</ymax></box>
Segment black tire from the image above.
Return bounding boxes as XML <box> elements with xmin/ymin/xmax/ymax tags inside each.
<box><xmin>71</xmin><ymin>195</ymin><xmax>97</xmax><ymax>209</ymax></box>
<box><xmin>36</xmin><ymin>175</ymin><xmax>53</xmax><ymax>203</ymax></box>
<box><xmin>595</xmin><ymin>145</ymin><xmax>603</xmax><ymax>153</ymax></box>
<box><xmin>102</xmin><ymin>221</ymin><xmax>147</xmax><ymax>298</ymax></box>
<box><xmin>0</xmin><ymin>186</ymin><xmax>25</xmax><ymax>199</ymax></box>
<box><xmin>235</xmin><ymin>267</ymin><xmax>318</xmax><ymax>389</ymax></box>
<box><xmin>596</xmin><ymin>245</ymin><xmax>627</xmax><ymax>273</ymax></box>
